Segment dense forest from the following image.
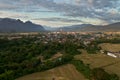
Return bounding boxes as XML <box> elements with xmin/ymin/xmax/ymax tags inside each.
<box><xmin>0</xmin><ymin>37</ymin><xmax>80</xmax><ymax>80</ymax></box>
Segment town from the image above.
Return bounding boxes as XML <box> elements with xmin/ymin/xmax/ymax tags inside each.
<box><xmin>0</xmin><ymin>31</ymin><xmax>120</xmax><ymax>58</ymax></box>
<box><xmin>0</xmin><ymin>32</ymin><xmax>120</xmax><ymax>80</ymax></box>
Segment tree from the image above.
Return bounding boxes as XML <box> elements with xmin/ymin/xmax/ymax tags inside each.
<box><xmin>0</xmin><ymin>70</ymin><xmax>14</xmax><ymax>80</ymax></box>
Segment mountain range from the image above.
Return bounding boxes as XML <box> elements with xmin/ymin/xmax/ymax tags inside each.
<box><xmin>0</xmin><ymin>18</ymin><xmax>120</xmax><ymax>32</ymax></box>
<box><xmin>0</xmin><ymin>18</ymin><xmax>45</xmax><ymax>33</ymax></box>
<box><xmin>59</xmin><ymin>23</ymin><xmax>120</xmax><ymax>32</ymax></box>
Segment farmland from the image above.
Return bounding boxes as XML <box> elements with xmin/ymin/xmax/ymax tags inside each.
<box><xmin>75</xmin><ymin>50</ymin><xmax>120</xmax><ymax>77</ymax></box>
<box><xmin>16</xmin><ymin>64</ymin><xmax>86</xmax><ymax>80</ymax></box>
<box><xmin>99</xmin><ymin>43</ymin><xmax>120</xmax><ymax>52</ymax></box>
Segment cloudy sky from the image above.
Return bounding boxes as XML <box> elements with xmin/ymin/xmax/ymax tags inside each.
<box><xmin>0</xmin><ymin>0</ymin><xmax>120</xmax><ymax>27</ymax></box>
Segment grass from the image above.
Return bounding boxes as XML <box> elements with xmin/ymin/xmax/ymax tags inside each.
<box><xmin>16</xmin><ymin>43</ymin><xmax>120</xmax><ymax>80</ymax></box>
<box><xmin>99</xmin><ymin>43</ymin><xmax>120</xmax><ymax>52</ymax></box>
<box><xmin>74</xmin><ymin>50</ymin><xmax>120</xmax><ymax>77</ymax></box>
<box><xmin>16</xmin><ymin>64</ymin><xmax>87</xmax><ymax>80</ymax></box>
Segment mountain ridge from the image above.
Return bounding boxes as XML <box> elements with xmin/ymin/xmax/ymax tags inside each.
<box><xmin>0</xmin><ymin>18</ymin><xmax>45</xmax><ymax>33</ymax></box>
<box><xmin>58</xmin><ymin>22</ymin><xmax>120</xmax><ymax>32</ymax></box>
<box><xmin>0</xmin><ymin>18</ymin><xmax>120</xmax><ymax>32</ymax></box>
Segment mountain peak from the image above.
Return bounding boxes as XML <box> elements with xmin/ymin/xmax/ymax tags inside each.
<box><xmin>1</xmin><ymin>18</ymin><xmax>16</xmax><ymax>22</ymax></box>
<box><xmin>0</xmin><ymin>18</ymin><xmax>45</xmax><ymax>33</ymax></box>
<box><xmin>25</xmin><ymin>21</ymin><xmax>33</xmax><ymax>24</ymax></box>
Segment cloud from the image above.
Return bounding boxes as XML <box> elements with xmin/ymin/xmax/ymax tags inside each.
<box><xmin>34</xmin><ymin>17</ymin><xmax>83</xmax><ymax>23</ymax></box>
<box><xmin>0</xmin><ymin>11</ymin><xmax>30</xmax><ymax>21</ymax></box>
<box><xmin>30</xmin><ymin>0</ymin><xmax>120</xmax><ymax>23</ymax></box>
<box><xmin>0</xmin><ymin>3</ymin><xmax>18</xmax><ymax>10</ymax></box>
<box><xmin>0</xmin><ymin>0</ymin><xmax>120</xmax><ymax>26</ymax></box>
<box><xmin>32</xmin><ymin>19</ymin><xmax>83</xmax><ymax>27</ymax></box>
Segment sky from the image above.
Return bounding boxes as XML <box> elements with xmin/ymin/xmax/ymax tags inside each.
<box><xmin>0</xmin><ymin>0</ymin><xmax>120</xmax><ymax>27</ymax></box>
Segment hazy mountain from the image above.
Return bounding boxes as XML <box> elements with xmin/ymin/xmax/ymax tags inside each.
<box><xmin>59</xmin><ymin>24</ymin><xmax>93</xmax><ymax>31</ymax></box>
<box><xmin>0</xmin><ymin>18</ymin><xmax>45</xmax><ymax>33</ymax></box>
<box><xmin>44</xmin><ymin>26</ymin><xmax>58</xmax><ymax>31</ymax></box>
<box><xmin>59</xmin><ymin>22</ymin><xmax>120</xmax><ymax>32</ymax></box>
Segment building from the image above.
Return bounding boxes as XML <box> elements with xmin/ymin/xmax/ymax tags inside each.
<box><xmin>107</xmin><ymin>52</ymin><xmax>120</xmax><ymax>58</ymax></box>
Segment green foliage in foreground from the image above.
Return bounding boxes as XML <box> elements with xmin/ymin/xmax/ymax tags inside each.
<box><xmin>72</xmin><ymin>60</ymin><xmax>119</xmax><ymax>80</ymax></box>
<box><xmin>0</xmin><ymin>70</ymin><xmax>14</xmax><ymax>80</ymax></box>
<box><xmin>71</xmin><ymin>60</ymin><xmax>91</xmax><ymax>78</ymax></box>
<box><xmin>92</xmin><ymin>68</ymin><xmax>119</xmax><ymax>80</ymax></box>
<box><xmin>0</xmin><ymin>38</ymin><xmax>77</xmax><ymax>80</ymax></box>
<box><xmin>0</xmin><ymin>54</ymin><xmax>73</xmax><ymax>80</ymax></box>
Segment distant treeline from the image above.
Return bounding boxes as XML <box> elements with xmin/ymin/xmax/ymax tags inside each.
<box><xmin>96</xmin><ymin>38</ymin><xmax>120</xmax><ymax>44</ymax></box>
<box><xmin>84</xmin><ymin>38</ymin><xmax>120</xmax><ymax>54</ymax></box>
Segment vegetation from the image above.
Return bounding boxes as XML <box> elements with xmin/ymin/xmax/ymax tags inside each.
<box><xmin>82</xmin><ymin>41</ymin><xmax>101</xmax><ymax>54</ymax></box>
<box><xmin>0</xmin><ymin>35</ymin><xmax>120</xmax><ymax>80</ymax></box>
<box><xmin>92</xmin><ymin>68</ymin><xmax>119</xmax><ymax>80</ymax></box>
<box><xmin>71</xmin><ymin>60</ymin><xmax>91</xmax><ymax>78</ymax></box>
<box><xmin>17</xmin><ymin>64</ymin><xmax>86</xmax><ymax>80</ymax></box>
<box><xmin>0</xmin><ymin>37</ymin><xmax>79</xmax><ymax>80</ymax></box>
<box><xmin>75</xmin><ymin>50</ymin><xmax>120</xmax><ymax>78</ymax></box>
<box><xmin>96</xmin><ymin>38</ymin><xmax>120</xmax><ymax>44</ymax></box>
<box><xmin>72</xmin><ymin>60</ymin><xmax>119</xmax><ymax>80</ymax></box>
<box><xmin>83</xmin><ymin>38</ymin><xmax>120</xmax><ymax>54</ymax></box>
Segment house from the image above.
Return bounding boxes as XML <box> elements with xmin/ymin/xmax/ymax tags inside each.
<box><xmin>100</xmin><ymin>50</ymin><xmax>104</xmax><ymax>54</ymax></box>
<box><xmin>107</xmin><ymin>51</ymin><xmax>120</xmax><ymax>58</ymax></box>
<box><xmin>107</xmin><ymin>52</ymin><xmax>117</xmax><ymax>58</ymax></box>
<box><xmin>83</xmin><ymin>40</ymin><xmax>91</xmax><ymax>46</ymax></box>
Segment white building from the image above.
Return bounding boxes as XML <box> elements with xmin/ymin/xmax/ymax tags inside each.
<box><xmin>107</xmin><ymin>52</ymin><xmax>118</xmax><ymax>58</ymax></box>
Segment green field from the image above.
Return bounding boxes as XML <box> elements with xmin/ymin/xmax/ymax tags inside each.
<box><xmin>74</xmin><ymin>50</ymin><xmax>120</xmax><ymax>77</ymax></box>
<box><xmin>16</xmin><ymin>64</ymin><xmax>86</xmax><ymax>80</ymax></box>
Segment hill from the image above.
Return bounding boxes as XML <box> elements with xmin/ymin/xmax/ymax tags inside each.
<box><xmin>0</xmin><ymin>18</ymin><xmax>45</xmax><ymax>33</ymax></box>
<box><xmin>59</xmin><ymin>24</ymin><xmax>92</xmax><ymax>31</ymax></box>
<box><xmin>16</xmin><ymin>64</ymin><xmax>86</xmax><ymax>80</ymax></box>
